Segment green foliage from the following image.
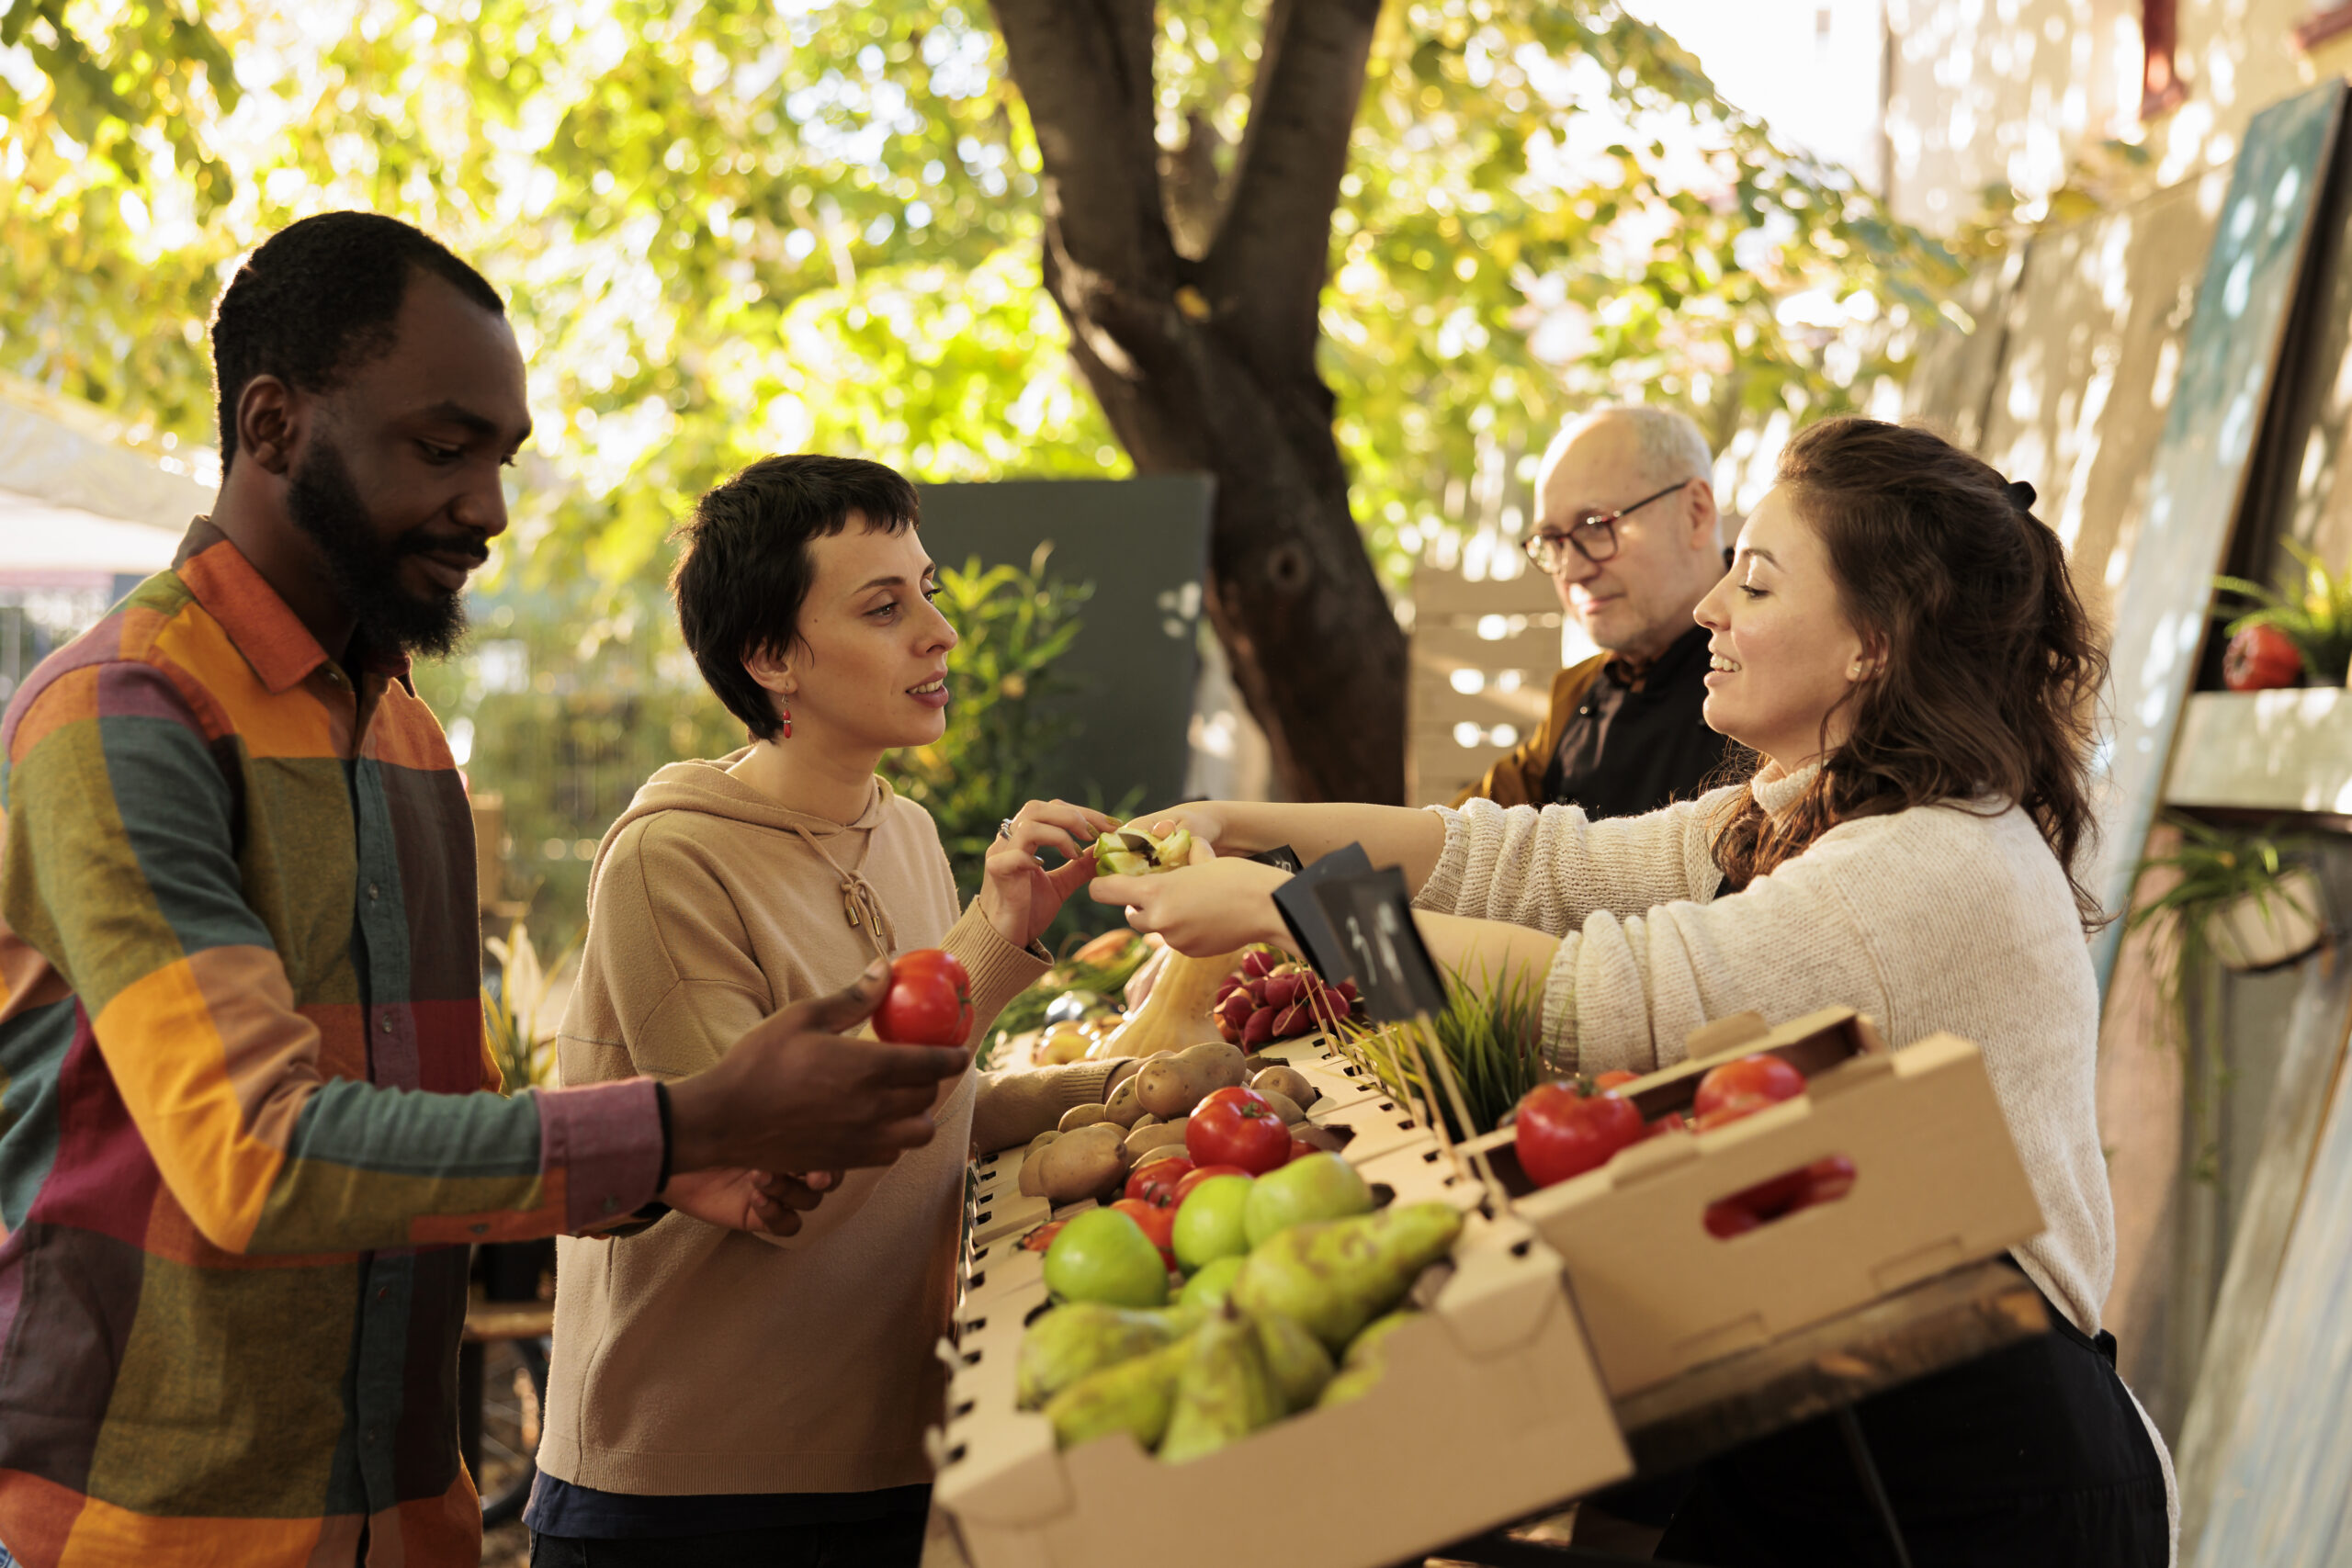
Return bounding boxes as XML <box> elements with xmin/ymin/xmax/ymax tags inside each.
<box><xmin>2124</xmin><ymin>814</ymin><xmax>2318</xmax><ymax>1181</ymax></box>
<box><xmin>2215</xmin><ymin>541</ymin><xmax>2352</xmax><ymax>682</ymax></box>
<box><xmin>1337</xmin><ymin>959</ymin><xmax>1546</xmax><ymax>1139</ymax></box>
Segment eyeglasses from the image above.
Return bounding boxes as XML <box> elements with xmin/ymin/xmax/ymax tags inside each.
<box><xmin>1521</xmin><ymin>479</ymin><xmax>1693</xmax><ymax>572</ymax></box>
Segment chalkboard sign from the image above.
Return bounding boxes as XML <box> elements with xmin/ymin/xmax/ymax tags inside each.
<box><xmin>1310</xmin><ymin>867</ymin><xmax>1450</xmax><ymax>1024</ymax></box>
<box><xmin>1271</xmin><ymin>842</ymin><xmax>1374</xmax><ymax>982</ymax></box>
<box><xmin>2087</xmin><ymin>80</ymin><xmax>2346</xmax><ymax>988</ymax></box>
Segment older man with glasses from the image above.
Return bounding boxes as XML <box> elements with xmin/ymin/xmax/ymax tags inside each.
<box><xmin>1453</xmin><ymin>404</ymin><xmax>1733</xmax><ymax>817</ymax></box>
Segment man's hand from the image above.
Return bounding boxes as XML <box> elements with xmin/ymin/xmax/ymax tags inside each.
<box><xmin>665</xmin><ymin>960</ymin><xmax>971</xmax><ymax>1177</ymax></box>
<box><xmin>658</xmin><ymin>1168</ymin><xmax>838</xmax><ymax>1235</ymax></box>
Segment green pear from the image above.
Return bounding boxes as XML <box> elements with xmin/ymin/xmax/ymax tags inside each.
<box><xmin>1016</xmin><ymin>1303</ymin><xmax>1189</xmax><ymax>1410</ymax></box>
<box><xmin>1252</xmin><ymin>1310</ymin><xmax>1336</xmax><ymax>1413</ymax></box>
<box><xmin>1159</xmin><ymin>1304</ymin><xmax>1284</xmax><ymax>1463</ymax></box>
<box><xmin>1317</xmin><ymin>1310</ymin><xmax>1422</xmax><ymax>1409</ymax></box>
<box><xmin>1045</xmin><ymin>1333</ymin><xmax>1194</xmax><ymax>1452</ymax></box>
<box><xmin>1179</xmin><ymin>1254</ymin><xmax>1248</xmax><ymax>1316</ymax></box>
<box><xmin>1243</xmin><ymin>1151</ymin><xmax>1374</xmax><ymax>1247</ymax></box>
<box><xmin>1230</xmin><ymin>1201</ymin><xmax>1463</xmax><ymax>1352</ymax></box>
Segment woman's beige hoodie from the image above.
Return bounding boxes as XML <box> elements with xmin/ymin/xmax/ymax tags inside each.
<box><xmin>536</xmin><ymin>756</ymin><xmax>1112</xmax><ymax>1496</ymax></box>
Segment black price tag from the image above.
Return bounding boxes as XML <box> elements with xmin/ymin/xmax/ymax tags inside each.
<box><xmin>1269</xmin><ymin>842</ymin><xmax>1374</xmax><ymax>982</ymax></box>
<box><xmin>1310</xmin><ymin>867</ymin><xmax>1449</xmax><ymax>1023</ymax></box>
<box><xmin>1249</xmin><ymin>844</ymin><xmax>1305</xmax><ymax>874</ymax></box>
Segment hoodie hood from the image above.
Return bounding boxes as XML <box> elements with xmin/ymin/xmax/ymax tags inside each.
<box><xmin>585</xmin><ymin>747</ymin><xmax>899</xmax><ymax>916</ymax></box>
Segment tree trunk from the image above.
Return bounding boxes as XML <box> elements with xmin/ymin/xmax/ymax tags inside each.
<box><xmin>989</xmin><ymin>0</ymin><xmax>1405</xmax><ymax>804</ymax></box>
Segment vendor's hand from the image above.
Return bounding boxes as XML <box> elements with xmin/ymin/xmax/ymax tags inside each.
<box><xmin>658</xmin><ymin>1167</ymin><xmax>837</xmax><ymax>1235</ymax></box>
<box><xmin>1090</xmin><ymin>856</ymin><xmax>1292</xmax><ymax>955</ymax></box>
<box><xmin>979</xmin><ymin>798</ymin><xmax>1122</xmax><ymax>950</ymax></box>
<box><xmin>1121</xmin><ymin>803</ymin><xmax>1231</xmax><ymax>853</ymax></box>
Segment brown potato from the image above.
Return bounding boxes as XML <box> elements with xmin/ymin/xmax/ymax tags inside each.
<box><xmin>1256</xmin><ymin>1089</ymin><xmax>1307</xmax><ymax>1125</ymax></box>
<box><xmin>1036</xmin><ymin>1123</ymin><xmax>1131</xmax><ymax>1203</ymax></box>
<box><xmin>1136</xmin><ymin>1041</ymin><xmax>1248</xmax><ymax>1119</ymax></box>
<box><xmin>1124</xmin><ymin>1117</ymin><xmax>1190</xmax><ymax>1164</ymax></box>
<box><xmin>1249</xmin><ymin>1065</ymin><xmax>1317</xmax><ymax>1111</ymax></box>
<box><xmin>1057</xmin><ymin>1102</ymin><xmax>1109</xmax><ymax>1134</ymax></box>
<box><xmin>1103</xmin><ymin>1075</ymin><xmax>1147</xmax><ymax>1128</ymax></box>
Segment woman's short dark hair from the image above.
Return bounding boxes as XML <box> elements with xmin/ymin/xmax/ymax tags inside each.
<box><xmin>1711</xmin><ymin>417</ymin><xmax>2110</xmax><ymax>929</ymax></box>
<box><xmin>670</xmin><ymin>454</ymin><xmax>922</xmax><ymax>741</ymax></box>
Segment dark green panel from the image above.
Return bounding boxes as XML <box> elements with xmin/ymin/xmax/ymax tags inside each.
<box><xmin>916</xmin><ymin>476</ymin><xmax>1214</xmax><ymax>812</ymax></box>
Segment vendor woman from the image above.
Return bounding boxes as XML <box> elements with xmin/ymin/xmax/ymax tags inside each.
<box><xmin>1094</xmin><ymin>416</ymin><xmax>2175</xmax><ymax>1567</ymax></box>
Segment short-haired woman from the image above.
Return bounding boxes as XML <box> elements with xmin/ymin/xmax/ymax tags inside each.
<box><xmin>526</xmin><ymin>456</ymin><xmax>1127</xmax><ymax>1567</ymax></box>
<box><xmin>1097</xmin><ymin>418</ymin><xmax>2174</xmax><ymax>1566</ymax></box>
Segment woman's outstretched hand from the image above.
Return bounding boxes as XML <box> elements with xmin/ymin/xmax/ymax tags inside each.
<box><xmin>1090</xmin><ymin>855</ymin><xmax>1292</xmax><ymax>955</ymax></box>
<box><xmin>978</xmin><ymin>798</ymin><xmax>1121</xmax><ymax>950</ymax></box>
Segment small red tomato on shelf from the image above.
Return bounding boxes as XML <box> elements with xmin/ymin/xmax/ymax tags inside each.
<box><xmin>2222</xmin><ymin>623</ymin><xmax>2302</xmax><ymax>692</ymax></box>
<box><xmin>1125</xmin><ymin>1156</ymin><xmax>1193</xmax><ymax>1206</ymax></box>
<box><xmin>1592</xmin><ymin>1069</ymin><xmax>1639</xmax><ymax>1090</ymax></box>
<box><xmin>871</xmin><ymin>948</ymin><xmax>974</xmax><ymax>1046</ymax></box>
<box><xmin>1514</xmin><ymin>1081</ymin><xmax>1646</xmax><ymax>1189</ymax></box>
<box><xmin>1186</xmin><ymin>1087</ymin><xmax>1295</xmax><ymax>1174</ymax></box>
<box><xmin>1702</xmin><ymin>1156</ymin><xmax>1859</xmax><ymax>1238</ymax></box>
<box><xmin>1691</xmin><ymin>1054</ymin><xmax>1806</xmax><ymax>1128</ymax></box>
<box><xmin>1173</xmin><ymin>1164</ymin><xmax>1252</xmax><ymax>1203</ymax></box>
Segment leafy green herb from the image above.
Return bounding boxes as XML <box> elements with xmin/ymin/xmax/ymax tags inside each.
<box><xmin>1335</xmin><ymin>960</ymin><xmax>1547</xmax><ymax>1140</ymax></box>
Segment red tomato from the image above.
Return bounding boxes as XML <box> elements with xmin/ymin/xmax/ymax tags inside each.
<box><xmin>1125</xmin><ymin>1156</ymin><xmax>1193</xmax><ymax>1206</ymax></box>
<box><xmin>1592</xmin><ymin>1070</ymin><xmax>1639</xmax><ymax>1090</ymax></box>
<box><xmin>1186</xmin><ymin>1089</ymin><xmax>1294</xmax><ymax>1174</ymax></box>
<box><xmin>2223</xmin><ymin>623</ymin><xmax>2302</xmax><ymax>692</ymax></box>
<box><xmin>1018</xmin><ymin>1219</ymin><xmax>1068</xmax><ymax>1252</ymax></box>
<box><xmin>872</xmin><ymin>949</ymin><xmax>974</xmax><ymax>1045</ymax></box>
<box><xmin>1702</xmin><ymin>1155</ymin><xmax>1858</xmax><ymax>1239</ymax></box>
<box><xmin>1283</xmin><ymin>1139</ymin><xmax>1317</xmax><ymax>1166</ymax></box>
<box><xmin>1799</xmin><ymin>1155</ymin><xmax>1858</xmax><ymax>1206</ymax></box>
<box><xmin>1645</xmin><ymin>1111</ymin><xmax>1690</xmax><ymax>1140</ymax></box>
<box><xmin>1111</xmin><ymin>1197</ymin><xmax>1179</xmax><ymax>1269</ymax></box>
<box><xmin>1513</xmin><ymin>1082</ymin><xmax>1646</xmax><ymax>1189</ymax></box>
<box><xmin>1692</xmin><ymin>1055</ymin><xmax>1805</xmax><ymax>1122</ymax></box>
<box><xmin>1173</xmin><ymin>1164</ymin><xmax>1251</xmax><ymax>1203</ymax></box>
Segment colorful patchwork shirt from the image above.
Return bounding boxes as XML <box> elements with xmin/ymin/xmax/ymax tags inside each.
<box><xmin>0</xmin><ymin>522</ymin><xmax>666</xmax><ymax>1567</ymax></box>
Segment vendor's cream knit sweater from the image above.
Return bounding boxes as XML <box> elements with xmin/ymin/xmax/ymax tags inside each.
<box><xmin>1422</xmin><ymin>766</ymin><xmax>2114</xmax><ymax>1322</ymax></box>
<box><xmin>1420</xmin><ymin>766</ymin><xmax>2178</xmax><ymax>1554</ymax></box>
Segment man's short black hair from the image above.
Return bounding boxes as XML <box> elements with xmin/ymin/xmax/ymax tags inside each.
<box><xmin>210</xmin><ymin>211</ymin><xmax>504</xmax><ymax>471</ymax></box>
<box><xmin>672</xmin><ymin>455</ymin><xmax>922</xmax><ymax>741</ymax></box>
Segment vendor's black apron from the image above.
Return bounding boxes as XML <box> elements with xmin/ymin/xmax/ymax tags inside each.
<box><xmin>1655</xmin><ymin>1264</ymin><xmax>2170</xmax><ymax>1568</ymax></box>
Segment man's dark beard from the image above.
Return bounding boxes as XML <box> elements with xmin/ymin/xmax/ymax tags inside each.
<box><xmin>286</xmin><ymin>436</ymin><xmax>476</xmax><ymax>660</ymax></box>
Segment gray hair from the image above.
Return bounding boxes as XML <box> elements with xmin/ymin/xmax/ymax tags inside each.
<box><xmin>1543</xmin><ymin>404</ymin><xmax>1714</xmax><ymax>489</ymax></box>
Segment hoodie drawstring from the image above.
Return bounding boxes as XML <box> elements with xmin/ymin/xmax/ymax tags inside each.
<box><xmin>790</xmin><ymin>823</ymin><xmax>898</xmax><ymax>964</ymax></box>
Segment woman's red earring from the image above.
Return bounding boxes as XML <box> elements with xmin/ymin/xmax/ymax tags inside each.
<box><xmin>780</xmin><ymin>705</ymin><xmax>792</xmax><ymax>739</ymax></box>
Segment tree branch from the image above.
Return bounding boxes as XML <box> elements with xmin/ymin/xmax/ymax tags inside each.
<box><xmin>1201</xmin><ymin>0</ymin><xmax>1380</xmax><ymax>378</ymax></box>
<box><xmin>989</xmin><ymin>0</ymin><xmax>1176</xmax><ymax>299</ymax></box>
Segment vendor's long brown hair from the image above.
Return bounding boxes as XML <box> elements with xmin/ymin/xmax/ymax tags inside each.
<box><xmin>1711</xmin><ymin>418</ymin><xmax>2109</xmax><ymax>929</ymax></box>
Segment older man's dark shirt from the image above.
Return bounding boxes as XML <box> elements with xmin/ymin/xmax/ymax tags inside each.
<box><xmin>1541</xmin><ymin>623</ymin><xmax>1729</xmax><ymax>818</ymax></box>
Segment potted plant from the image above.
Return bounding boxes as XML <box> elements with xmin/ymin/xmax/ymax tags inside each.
<box><xmin>1336</xmin><ymin>961</ymin><xmax>1548</xmax><ymax>1141</ymax></box>
<box><xmin>2124</xmin><ymin>814</ymin><xmax>2326</xmax><ymax>1180</ymax></box>
<box><xmin>2214</xmin><ymin>541</ymin><xmax>2352</xmax><ymax>685</ymax></box>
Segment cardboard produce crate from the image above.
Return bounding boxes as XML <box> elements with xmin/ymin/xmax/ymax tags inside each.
<box><xmin>933</xmin><ymin>1205</ymin><xmax>1629</xmax><ymax>1568</ymax></box>
<box><xmin>1464</xmin><ymin>1008</ymin><xmax>2045</xmax><ymax>1397</ymax></box>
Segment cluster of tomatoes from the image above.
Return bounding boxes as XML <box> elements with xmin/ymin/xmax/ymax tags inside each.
<box><xmin>1021</xmin><ymin>1083</ymin><xmax>1319</xmax><ymax>1266</ymax></box>
<box><xmin>1510</xmin><ymin>1053</ymin><xmax>1857</xmax><ymax>1239</ymax></box>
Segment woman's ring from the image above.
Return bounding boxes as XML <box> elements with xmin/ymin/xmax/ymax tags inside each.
<box><xmin>998</xmin><ymin>818</ymin><xmax>1017</xmax><ymax>840</ymax></box>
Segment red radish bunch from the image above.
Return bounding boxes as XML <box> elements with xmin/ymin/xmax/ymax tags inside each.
<box><xmin>1213</xmin><ymin>951</ymin><xmax>1361</xmax><ymax>1046</ymax></box>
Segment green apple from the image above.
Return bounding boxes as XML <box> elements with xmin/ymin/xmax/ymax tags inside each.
<box><xmin>1044</xmin><ymin>1207</ymin><xmax>1170</xmax><ymax>1309</ymax></box>
<box><xmin>1171</xmin><ymin>1175</ymin><xmax>1254</xmax><ymax>1272</ymax></box>
<box><xmin>1243</xmin><ymin>1152</ymin><xmax>1374</xmax><ymax>1247</ymax></box>
<box><xmin>1179</xmin><ymin>1254</ymin><xmax>1248</xmax><ymax>1314</ymax></box>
